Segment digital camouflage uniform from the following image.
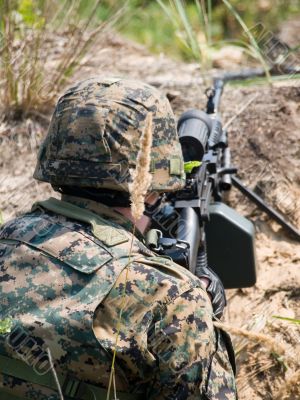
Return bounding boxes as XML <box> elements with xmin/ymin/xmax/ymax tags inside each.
<box><xmin>0</xmin><ymin>78</ymin><xmax>237</xmax><ymax>399</ymax></box>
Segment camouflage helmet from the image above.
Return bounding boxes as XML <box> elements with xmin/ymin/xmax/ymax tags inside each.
<box><xmin>34</xmin><ymin>77</ymin><xmax>185</xmax><ymax>192</ymax></box>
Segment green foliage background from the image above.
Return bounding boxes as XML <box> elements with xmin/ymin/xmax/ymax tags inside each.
<box><xmin>91</xmin><ymin>0</ymin><xmax>300</xmax><ymax>60</ymax></box>
<box><xmin>0</xmin><ymin>0</ymin><xmax>299</xmax><ymax>118</ymax></box>
<box><xmin>1</xmin><ymin>0</ymin><xmax>299</xmax><ymax>61</ymax></box>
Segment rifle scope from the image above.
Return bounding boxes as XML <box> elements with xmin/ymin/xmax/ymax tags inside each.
<box><xmin>178</xmin><ymin>110</ymin><xmax>212</xmax><ymax>162</ymax></box>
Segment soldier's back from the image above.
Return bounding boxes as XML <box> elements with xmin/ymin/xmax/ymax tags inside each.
<box><xmin>0</xmin><ymin>200</ymin><xmax>220</xmax><ymax>399</ymax></box>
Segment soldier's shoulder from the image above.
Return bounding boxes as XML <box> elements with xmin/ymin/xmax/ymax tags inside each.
<box><xmin>0</xmin><ymin>208</ymin><xmax>85</xmax><ymax>242</ymax></box>
<box><xmin>0</xmin><ymin>209</ymin><xmax>110</xmax><ymax>274</ymax></box>
<box><xmin>128</xmin><ymin>254</ymin><xmax>203</xmax><ymax>304</ymax></box>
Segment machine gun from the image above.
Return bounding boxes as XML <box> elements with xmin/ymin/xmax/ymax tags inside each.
<box><xmin>147</xmin><ymin>70</ymin><xmax>300</xmax><ymax>289</ymax></box>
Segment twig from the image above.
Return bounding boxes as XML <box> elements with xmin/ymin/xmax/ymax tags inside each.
<box><xmin>214</xmin><ymin>321</ymin><xmax>286</xmax><ymax>355</ymax></box>
<box><xmin>106</xmin><ymin>229</ymin><xmax>135</xmax><ymax>400</ymax></box>
<box><xmin>107</xmin><ymin>113</ymin><xmax>153</xmax><ymax>399</ymax></box>
<box><xmin>273</xmin><ymin>369</ymin><xmax>300</xmax><ymax>400</ymax></box>
<box><xmin>223</xmin><ymin>94</ymin><xmax>258</xmax><ymax>129</ymax></box>
<box><xmin>129</xmin><ymin>114</ymin><xmax>153</xmax><ymax>221</ymax></box>
<box><xmin>47</xmin><ymin>347</ymin><xmax>64</xmax><ymax>400</ymax></box>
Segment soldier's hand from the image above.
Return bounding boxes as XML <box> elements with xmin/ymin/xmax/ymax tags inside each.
<box><xmin>197</xmin><ymin>266</ymin><xmax>226</xmax><ymax>319</ymax></box>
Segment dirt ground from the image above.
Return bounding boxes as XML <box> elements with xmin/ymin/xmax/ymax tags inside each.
<box><xmin>0</xmin><ymin>28</ymin><xmax>300</xmax><ymax>400</ymax></box>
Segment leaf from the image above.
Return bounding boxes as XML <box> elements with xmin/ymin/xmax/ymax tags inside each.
<box><xmin>0</xmin><ymin>318</ymin><xmax>13</xmax><ymax>334</ymax></box>
<box><xmin>18</xmin><ymin>0</ymin><xmax>45</xmax><ymax>28</ymax></box>
<box><xmin>273</xmin><ymin>315</ymin><xmax>300</xmax><ymax>325</ymax></box>
<box><xmin>18</xmin><ymin>0</ymin><xmax>36</xmax><ymax>25</ymax></box>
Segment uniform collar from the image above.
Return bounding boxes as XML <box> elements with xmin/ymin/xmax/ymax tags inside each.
<box><xmin>61</xmin><ymin>194</ymin><xmax>144</xmax><ymax>240</ymax></box>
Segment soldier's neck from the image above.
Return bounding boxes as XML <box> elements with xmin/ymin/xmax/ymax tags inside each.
<box><xmin>115</xmin><ymin>192</ymin><xmax>159</xmax><ymax>234</ymax></box>
<box><xmin>114</xmin><ymin>207</ymin><xmax>151</xmax><ymax>234</ymax></box>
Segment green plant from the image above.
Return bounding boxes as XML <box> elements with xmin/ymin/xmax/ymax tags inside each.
<box><xmin>122</xmin><ymin>2</ymin><xmax>184</xmax><ymax>58</ymax></box>
<box><xmin>221</xmin><ymin>0</ymin><xmax>271</xmax><ymax>80</ymax></box>
<box><xmin>273</xmin><ymin>316</ymin><xmax>300</xmax><ymax>325</ymax></box>
<box><xmin>156</xmin><ymin>0</ymin><xmax>273</xmax><ymax>80</ymax></box>
<box><xmin>76</xmin><ymin>1</ymin><xmax>300</xmax><ymax>62</ymax></box>
<box><xmin>157</xmin><ymin>0</ymin><xmax>213</xmax><ymax>68</ymax></box>
<box><xmin>0</xmin><ymin>0</ymin><xmax>122</xmax><ymax>119</ymax></box>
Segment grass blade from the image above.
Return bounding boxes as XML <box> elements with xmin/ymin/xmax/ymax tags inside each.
<box><xmin>173</xmin><ymin>0</ymin><xmax>202</xmax><ymax>61</ymax></box>
<box><xmin>273</xmin><ymin>316</ymin><xmax>300</xmax><ymax>325</ymax></box>
<box><xmin>221</xmin><ymin>0</ymin><xmax>271</xmax><ymax>82</ymax></box>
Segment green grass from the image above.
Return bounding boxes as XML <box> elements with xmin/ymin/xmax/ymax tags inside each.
<box><xmin>1</xmin><ymin>0</ymin><xmax>299</xmax><ymax>119</ymax></box>
<box><xmin>121</xmin><ymin>2</ymin><xmax>185</xmax><ymax>59</ymax></box>
<box><xmin>221</xmin><ymin>0</ymin><xmax>271</xmax><ymax>80</ymax></box>
<box><xmin>154</xmin><ymin>0</ymin><xmax>272</xmax><ymax>79</ymax></box>
<box><xmin>0</xmin><ymin>0</ymin><xmax>120</xmax><ymax>119</ymax></box>
<box><xmin>80</xmin><ymin>0</ymin><xmax>193</xmax><ymax>60</ymax></box>
<box><xmin>78</xmin><ymin>1</ymin><xmax>300</xmax><ymax>62</ymax></box>
<box><xmin>273</xmin><ymin>316</ymin><xmax>300</xmax><ymax>325</ymax></box>
<box><xmin>114</xmin><ymin>1</ymin><xmax>300</xmax><ymax>61</ymax></box>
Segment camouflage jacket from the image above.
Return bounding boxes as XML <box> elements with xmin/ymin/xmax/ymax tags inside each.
<box><xmin>0</xmin><ymin>195</ymin><xmax>237</xmax><ymax>400</ymax></box>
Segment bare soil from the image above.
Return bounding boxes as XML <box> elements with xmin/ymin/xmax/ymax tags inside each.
<box><xmin>0</xmin><ymin>30</ymin><xmax>299</xmax><ymax>400</ymax></box>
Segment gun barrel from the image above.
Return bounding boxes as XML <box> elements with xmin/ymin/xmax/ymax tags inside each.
<box><xmin>176</xmin><ymin>207</ymin><xmax>201</xmax><ymax>274</ymax></box>
<box><xmin>221</xmin><ymin>147</ymin><xmax>232</xmax><ymax>191</ymax></box>
<box><xmin>208</xmin><ymin>119</ymin><xmax>223</xmax><ymax>148</ymax></box>
<box><xmin>208</xmin><ymin>79</ymin><xmax>224</xmax><ymax>115</ymax></box>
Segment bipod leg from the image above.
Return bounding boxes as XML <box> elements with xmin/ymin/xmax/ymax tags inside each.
<box><xmin>232</xmin><ymin>176</ymin><xmax>300</xmax><ymax>241</ymax></box>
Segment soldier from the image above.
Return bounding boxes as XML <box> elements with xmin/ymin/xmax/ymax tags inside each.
<box><xmin>0</xmin><ymin>78</ymin><xmax>237</xmax><ymax>399</ymax></box>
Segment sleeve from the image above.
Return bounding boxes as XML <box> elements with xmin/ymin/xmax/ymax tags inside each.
<box><xmin>146</xmin><ymin>287</ymin><xmax>237</xmax><ymax>400</ymax></box>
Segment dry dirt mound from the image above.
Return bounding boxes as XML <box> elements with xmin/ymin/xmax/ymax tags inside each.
<box><xmin>1</xmin><ymin>31</ymin><xmax>299</xmax><ymax>400</ymax></box>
